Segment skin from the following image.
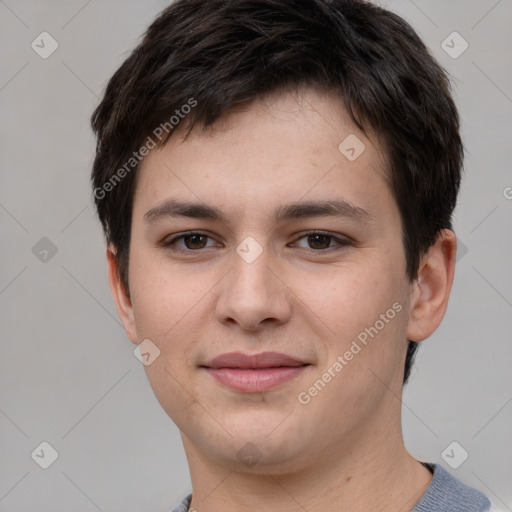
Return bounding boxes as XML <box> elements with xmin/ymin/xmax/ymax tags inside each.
<box><xmin>108</xmin><ymin>87</ymin><xmax>457</xmax><ymax>511</ymax></box>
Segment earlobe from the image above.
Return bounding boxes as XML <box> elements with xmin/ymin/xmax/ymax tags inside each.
<box><xmin>406</xmin><ymin>229</ymin><xmax>457</xmax><ymax>342</ymax></box>
<box><xmin>106</xmin><ymin>246</ymin><xmax>139</xmax><ymax>344</ymax></box>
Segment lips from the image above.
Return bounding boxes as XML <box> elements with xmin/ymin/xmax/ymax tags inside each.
<box><xmin>200</xmin><ymin>351</ymin><xmax>311</xmax><ymax>393</ymax></box>
<box><xmin>203</xmin><ymin>351</ymin><xmax>308</xmax><ymax>369</ymax></box>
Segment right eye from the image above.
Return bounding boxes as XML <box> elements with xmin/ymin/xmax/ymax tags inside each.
<box><xmin>161</xmin><ymin>231</ymin><xmax>221</xmax><ymax>252</ymax></box>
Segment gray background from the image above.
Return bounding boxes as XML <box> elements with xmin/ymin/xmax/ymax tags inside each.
<box><xmin>0</xmin><ymin>1</ymin><xmax>511</xmax><ymax>511</ymax></box>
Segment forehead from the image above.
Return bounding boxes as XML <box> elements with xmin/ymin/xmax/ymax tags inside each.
<box><xmin>133</xmin><ymin>87</ymin><xmax>395</xmax><ymax>226</ymax></box>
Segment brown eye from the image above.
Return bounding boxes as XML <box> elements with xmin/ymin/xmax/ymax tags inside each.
<box><xmin>162</xmin><ymin>232</ymin><xmax>218</xmax><ymax>252</ymax></box>
<box><xmin>182</xmin><ymin>234</ymin><xmax>208</xmax><ymax>249</ymax></box>
<box><xmin>307</xmin><ymin>233</ymin><xmax>332</xmax><ymax>250</ymax></box>
<box><xmin>292</xmin><ymin>231</ymin><xmax>350</xmax><ymax>251</ymax></box>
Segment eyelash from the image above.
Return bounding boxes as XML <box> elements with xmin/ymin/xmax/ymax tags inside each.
<box><xmin>160</xmin><ymin>230</ymin><xmax>351</xmax><ymax>253</ymax></box>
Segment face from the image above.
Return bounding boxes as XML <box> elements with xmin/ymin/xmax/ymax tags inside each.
<box><xmin>112</xmin><ymin>87</ymin><xmax>426</xmax><ymax>474</ymax></box>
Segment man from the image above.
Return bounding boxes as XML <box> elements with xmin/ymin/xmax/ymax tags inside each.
<box><xmin>90</xmin><ymin>0</ymin><xmax>494</xmax><ymax>510</ymax></box>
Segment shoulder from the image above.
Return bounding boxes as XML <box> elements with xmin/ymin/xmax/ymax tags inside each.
<box><xmin>169</xmin><ymin>493</ymin><xmax>192</xmax><ymax>512</ymax></box>
<box><xmin>171</xmin><ymin>467</ymin><xmax>500</xmax><ymax>512</ymax></box>
<box><xmin>413</xmin><ymin>463</ymin><xmax>492</xmax><ymax>512</ymax></box>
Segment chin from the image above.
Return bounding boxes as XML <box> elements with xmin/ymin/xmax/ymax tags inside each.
<box><xmin>209</xmin><ymin>438</ymin><xmax>310</xmax><ymax>475</ymax></box>
<box><xmin>205</xmin><ymin>419</ymin><xmax>315</xmax><ymax>470</ymax></box>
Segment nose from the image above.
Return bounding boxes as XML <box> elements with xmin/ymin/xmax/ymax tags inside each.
<box><xmin>215</xmin><ymin>243</ymin><xmax>293</xmax><ymax>333</ymax></box>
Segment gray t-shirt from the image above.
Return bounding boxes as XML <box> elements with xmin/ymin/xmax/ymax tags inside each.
<box><xmin>170</xmin><ymin>463</ymin><xmax>492</xmax><ymax>511</ymax></box>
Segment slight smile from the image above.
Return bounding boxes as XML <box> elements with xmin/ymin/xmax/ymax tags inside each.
<box><xmin>200</xmin><ymin>351</ymin><xmax>312</xmax><ymax>393</ymax></box>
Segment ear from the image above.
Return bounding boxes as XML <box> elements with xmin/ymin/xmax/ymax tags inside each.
<box><xmin>106</xmin><ymin>245</ymin><xmax>138</xmax><ymax>344</ymax></box>
<box><xmin>406</xmin><ymin>229</ymin><xmax>457</xmax><ymax>342</ymax></box>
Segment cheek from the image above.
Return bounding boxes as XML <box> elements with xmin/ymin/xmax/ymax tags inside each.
<box><xmin>293</xmin><ymin>258</ymin><xmax>403</xmax><ymax>334</ymax></box>
<box><xmin>128</xmin><ymin>244</ymin><xmax>205</xmax><ymax>339</ymax></box>
<box><xmin>128</xmin><ymin>249</ymin><xmax>212</xmax><ymax>396</ymax></box>
<box><xmin>292</xmin><ymin>250</ymin><xmax>409</xmax><ymax>379</ymax></box>
<box><xmin>141</xmin><ymin>360</ymin><xmax>202</xmax><ymax>436</ymax></box>
<box><xmin>129</xmin><ymin>262</ymin><xmax>206</xmax><ymax>423</ymax></box>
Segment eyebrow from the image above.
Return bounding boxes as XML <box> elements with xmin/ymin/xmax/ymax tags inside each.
<box><xmin>143</xmin><ymin>199</ymin><xmax>373</xmax><ymax>225</ymax></box>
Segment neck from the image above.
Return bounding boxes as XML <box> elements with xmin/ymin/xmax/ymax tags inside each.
<box><xmin>181</xmin><ymin>410</ymin><xmax>433</xmax><ymax>512</ymax></box>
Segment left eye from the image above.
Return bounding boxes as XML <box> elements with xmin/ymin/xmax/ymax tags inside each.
<box><xmin>292</xmin><ymin>231</ymin><xmax>349</xmax><ymax>250</ymax></box>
